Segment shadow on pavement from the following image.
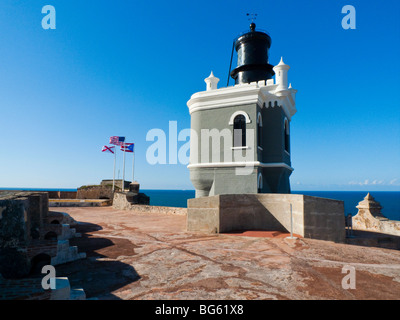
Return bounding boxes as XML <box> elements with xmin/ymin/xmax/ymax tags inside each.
<box><xmin>55</xmin><ymin>221</ymin><xmax>141</xmax><ymax>300</ymax></box>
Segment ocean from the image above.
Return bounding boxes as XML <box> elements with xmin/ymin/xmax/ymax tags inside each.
<box><xmin>1</xmin><ymin>188</ymin><xmax>399</xmax><ymax>221</ymax></box>
<box><xmin>141</xmin><ymin>190</ymin><xmax>400</xmax><ymax>221</ymax></box>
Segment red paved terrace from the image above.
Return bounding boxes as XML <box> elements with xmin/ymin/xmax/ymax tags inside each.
<box><xmin>52</xmin><ymin>207</ymin><xmax>400</xmax><ymax>300</ymax></box>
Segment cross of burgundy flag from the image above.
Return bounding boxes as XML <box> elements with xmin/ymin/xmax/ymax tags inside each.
<box><xmin>109</xmin><ymin>136</ymin><xmax>125</xmax><ymax>146</ymax></box>
<box><xmin>102</xmin><ymin>145</ymin><xmax>115</xmax><ymax>154</ymax></box>
<box><xmin>121</xmin><ymin>143</ymin><xmax>134</xmax><ymax>153</ymax></box>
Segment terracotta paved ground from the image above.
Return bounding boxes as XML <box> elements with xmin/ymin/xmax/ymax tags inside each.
<box><xmin>54</xmin><ymin>207</ymin><xmax>400</xmax><ymax>300</ymax></box>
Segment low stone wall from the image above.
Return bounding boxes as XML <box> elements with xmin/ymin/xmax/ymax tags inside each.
<box><xmin>49</xmin><ymin>199</ymin><xmax>112</xmax><ymax>207</ymax></box>
<box><xmin>47</xmin><ymin>191</ymin><xmax>77</xmax><ymax>199</ymax></box>
<box><xmin>187</xmin><ymin>194</ymin><xmax>345</xmax><ymax>243</ymax></box>
<box><xmin>113</xmin><ymin>192</ymin><xmax>186</xmax><ymax>215</ymax></box>
<box><xmin>76</xmin><ymin>185</ymin><xmax>113</xmax><ymax>200</ymax></box>
<box><xmin>101</xmin><ymin>179</ymin><xmax>130</xmax><ymax>190</ymax></box>
<box><xmin>346</xmin><ymin>230</ymin><xmax>400</xmax><ymax>250</ymax></box>
<box><xmin>0</xmin><ymin>190</ymin><xmax>77</xmax><ymax>200</ymax></box>
<box><xmin>128</xmin><ymin>204</ymin><xmax>186</xmax><ymax>215</ymax></box>
<box><xmin>378</xmin><ymin>220</ymin><xmax>400</xmax><ymax>236</ymax></box>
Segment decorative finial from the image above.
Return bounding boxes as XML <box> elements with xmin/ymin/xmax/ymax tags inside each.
<box><xmin>247</xmin><ymin>13</ymin><xmax>257</xmax><ymax>31</ymax></box>
<box><xmin>204</xmin><ymin>71</ymin><xmax>220</xmax><ymax>91</ymax></box>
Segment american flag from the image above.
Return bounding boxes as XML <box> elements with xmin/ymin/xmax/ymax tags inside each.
<box><xmin>102</xmin><ymin>145</ymin><xmax>115</xmax><ymax>154</ymax></box>
<box><xmin>121</xmin><ymin>143</ymin><xmax>134</xmax><ymax>153</ymax></box>
<box><xmin>109</xmin><ymin>136</ymin><xmax>125</xmax><ymax>146</ymax></box>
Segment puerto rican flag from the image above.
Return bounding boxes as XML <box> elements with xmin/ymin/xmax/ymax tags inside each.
<box><xmin>102</xmin><ymin>145</ymin><xmax>115</xmax><ymax>154</ymax></box>
<box><xmin>121</xmin><ymin>143</ymin><xmax>134</xmax><ymax>153</ymax></box>
<box><xmin>109</xmin><ymin>136</ymin><xmax>125</xmax><ymax>146</ymax></box>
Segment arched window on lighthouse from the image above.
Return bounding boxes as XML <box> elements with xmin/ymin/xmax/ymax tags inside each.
<box><xmin>233</xmin><ymin>115</ymin><xmax>246</xmax><ymax>147</ymax></box>
<box><xmin>284</xmin><ymin>118</ymin><xmax>290</xmax><ymax>153</ymax></box>
<box><xmin>229</xmin><ymin>111</ymin><xmax>250</xmax><ymax>148</ymax></box>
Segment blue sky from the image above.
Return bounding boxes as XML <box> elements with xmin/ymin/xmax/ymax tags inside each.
<box><xmin>0</xmin><ymin>0</ymin><xmax>399</xmax><ymax>191</ymax></box>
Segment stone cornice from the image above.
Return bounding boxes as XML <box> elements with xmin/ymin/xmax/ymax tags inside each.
<box><xmin>187</xmin><ymin>82</ymin><xmax>297</xmax><ymax>120</ymax></box>
<box><xmin>188</xmin><ymin>161</ymin><xmax>294</xmax><ymax>171</ymax></box>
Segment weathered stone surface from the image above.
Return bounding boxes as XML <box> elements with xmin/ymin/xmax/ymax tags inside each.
<box><xmin>0</xmin><ymin>192</ymin><xmax>52</xmax><ymax>248</ymax></box>
<box><xmin>353</xmin><ymin>193</ymin><xmax>400</xmax><ymax>236</ymax></box>
<box><xmin>0</xmin><ymin>197</ymin><xmax>29</xmax><ymax>248</ymax></box>
<box><xmin>0</xmin><ymin>191</ymin><xmax>86</xmax><ymax>280</ymax></box>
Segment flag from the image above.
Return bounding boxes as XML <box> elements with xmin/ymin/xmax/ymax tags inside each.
<box><xmin>109</xmin><ymin>136</ymin><xmax>125</xmax><ymax>146</ymax></box>
<box><xmin>102</xmin><ymin>145</ymin><xmax>115</xmax><ymax>153</ymax></box>
<box><xmin>121</xmin><ymin>143</ymin><xmax>134</xmax><ymax>153</ymax></box>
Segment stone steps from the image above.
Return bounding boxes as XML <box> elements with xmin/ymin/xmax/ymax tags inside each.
<box><xmin>58</xmin><ymin>224</ymin><xmax>76</xmax><ymax>240</ymax></box>
<box><xmin>51</xmin><ymin>240</ymin><xmax>86</xmax><ymax>265</ymax></box>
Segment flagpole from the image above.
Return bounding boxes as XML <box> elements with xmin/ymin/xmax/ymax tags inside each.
<box><xmin>112</xmin><ymin>146</ymin><xmax>116</xmax><ymax>192</ymax></box>
<box><xmin>122</xmin><ymin>144</ymin><xmax>126</xmax><ymax>192</ymax></box>
<box><xmin>132</xmin><ymin>150</ymin><xmax>135</xmax><ymax>183</ymax></box>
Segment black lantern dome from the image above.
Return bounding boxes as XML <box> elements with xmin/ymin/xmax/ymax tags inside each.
<box><xmin>230</xmin><ymin>23</ymin><xmax>275</xmax><ymax>84</ymax></box>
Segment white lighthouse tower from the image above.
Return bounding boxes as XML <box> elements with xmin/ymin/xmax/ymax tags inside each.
<box><xmin>187</xmin><ymin>23</ymin><xmax>297</xmax><ymax>197</ymax></box>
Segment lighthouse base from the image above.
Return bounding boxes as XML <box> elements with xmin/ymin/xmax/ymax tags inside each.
<box><xmin>187</xmin><ymin>193</ymin><xmax>345</xmax><ymax>243</ymax></box>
